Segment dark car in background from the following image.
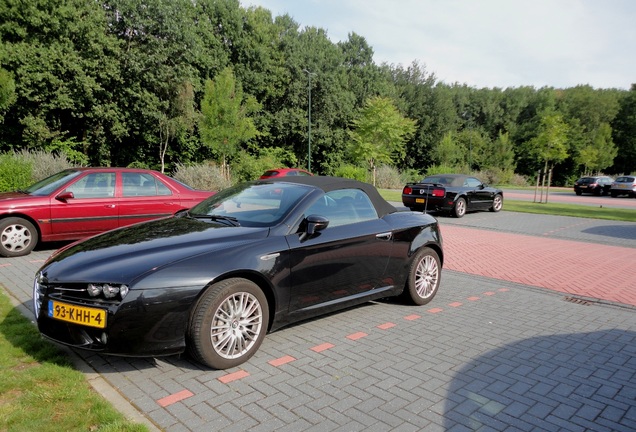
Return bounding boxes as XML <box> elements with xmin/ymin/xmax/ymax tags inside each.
<box><xmin>573</xmin><ymin>176</ymin><xmax>613</xmax><ymax>196</ymax></box>
<box><xmin>0</xmin><ymin>168</ymin><xmax>214</xmax><ymax>257</ymax></box>
<box><xmin>33</xmin><ymin>176</ymin><xmax>443</xmax><ymax>369</ymax></box>
<box><xmin>402</xmin><ymin>174</ymin><xmax>503</xmax><ymax>218</ymax></box>
<box><xmin>610</xmin><ymin>176</ymin><xmax>636</xmax><ymax>198</ymax></box>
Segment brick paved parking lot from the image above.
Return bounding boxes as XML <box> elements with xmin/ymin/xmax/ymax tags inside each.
<box><xmin>1</xmin><ymin>211</ymin><xmax>635</xmax><ymax>431</ymax></box>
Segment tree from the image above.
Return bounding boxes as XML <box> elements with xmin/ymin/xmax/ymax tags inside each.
<box><xmin>575</xmin><ymin>122</ymin><xmax>617</xmax><ymax>174</ymax></box>
<box><xmin>348</xmin><ymin>96</ymin><xmax>417</xmax><ymax>184</ymax></box>
<box><xmin>527</xmin><ymin>111</ymin><xmax>569</xmax><ymax>182</ymax></box>
<box><xmin>0</xmin><ymin>0</ymin><xmax>122</xmax><ymax>158</ymax></box>
<box><xmin>158</xmin><ymin>81</ymin><xmax>197</xmax><ymax>173</ymax></box>
<box><xmin>199</xmin><ymin>67</ymin><xmax>260</xmax><ymax>180</ymax></box>
<box><xmin>0</xmin><ymin>67</ymin><xmax>16</xmax><ymax>122</ymax></box>
<box><xmin>611</xmin><ymin>84</ymin><xmax>636</xmax><ymax>174</ymax></box>
<box><xmin>433</xmin><ymin>131</ymin><xmax>465</xmax><ymax>167</ymax></box>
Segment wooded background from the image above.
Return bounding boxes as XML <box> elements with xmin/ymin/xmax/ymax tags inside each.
<box><xmin>1</xmin><ymin>0</ymin><xmax>634</xmax><ymax>186</ymax></box>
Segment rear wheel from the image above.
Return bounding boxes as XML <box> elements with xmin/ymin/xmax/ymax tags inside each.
<box><xmin>0</xmin><ymin>217</ymin><xmax>37</xmax><ymax>257</ymax></box>
<box><xmin>575</xmin><ymin>190</ymin><xmax>582</xmax><ymax>196</ymax></box>
<box><xmin>188</xmin><ymin>278</ymin><xmax>269</xmax><ymax>369</ymax></box>
<box><xmin>453</xmin><ymin>197</ymin><xmax>466</xmax><ymax>218</ymax></box>
<box><xmin>610</xmin><ymin>191</ymin><xmax>618</xmax><ymax>198</ymax></box>
<box><xmin>403</xmin><ymin>247</ymin><xmax>441</xmax><ymax>305</ymax></box>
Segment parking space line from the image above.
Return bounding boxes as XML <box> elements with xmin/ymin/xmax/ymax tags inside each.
<box><xmin>377</xmin><ymin>322</ymin><xmax>396</xmax><ymax>330</ymax></box>
<box><xmin>157</xmin><ymin>390</ymin><xmax>194</xmax><ymax>407</ymax></box>
<box><xmin>310</xmin><ymin>342</ymin><xmax>334</xmax><ymax>353</ymax></box>
<box><xmin>218</xmin><ymin>370</ymin><xmax>249</xmax><ymax>383</ymax></box>
<box><xmin>346</xmin><ymin>332</ymin><xmax>368</xmax><ymax>341</ymax></box>
<box><xmin>269</xmin><ymin>355</ymin><xmax>296</xmax><ymax>367</ymax></box>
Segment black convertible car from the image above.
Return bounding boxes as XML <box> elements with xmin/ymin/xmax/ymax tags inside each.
<box><xmin>33</xmin><ymin>176</ymin><xmax>443</xmax><ymax>369</ymax></box>
<box><xmin>402</xmin><ymin>174</ymin><xmax>503</xmax><ymax>217</ymax></box>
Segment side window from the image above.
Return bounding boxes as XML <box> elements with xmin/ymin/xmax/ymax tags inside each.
<box><xmin>305</xmin><ymin>189</ymin><xmax>378</xmax><ymax>228</ymax></box>
<box><xmin>465</xmin><ymin>178</ymin><xmax>482</xmax><ymax>188</ymax></box>
<box><xmin>65</xmin><ymin>173</ymin><xmax>115</xmax><ymax>198</ymax></box>
<box><xmin>122</xmin><ymin>173</ymin><xmax>172</xmax><ymax>197</ymax></box>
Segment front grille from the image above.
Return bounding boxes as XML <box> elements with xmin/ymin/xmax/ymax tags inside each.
<box><xmin>34</xmin><ymin>273</ymin><xmax>122</xmax><ymax>308</ymax></box>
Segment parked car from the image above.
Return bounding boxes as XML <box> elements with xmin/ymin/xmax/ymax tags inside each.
<box><xmin>610</xmin><ymin>176</ymin><xmax>636</xmax><ymax>198</ymax></box>
<box><xmin>33</xmin><ymin>176</ymin><xmax>443</xmax><ymax>369</ymax></box>
<box><xmin>573</xmin><ymin>176</ymin><xmax>614</xmax><ymax>196</ymax></box>
<box><xmin>259</xmin><ymin>168</ymin><xmax>313</xmax><ymax>179</ymax></box>
<box><xmin>0</xmin><ymin>168</ymin><xmax>214</xmax><ymax>257</ymax></box>
<box><xmin>402</xmin><ymin>174</ymin><xmax>503</xmax><ymax>218</ymax></box>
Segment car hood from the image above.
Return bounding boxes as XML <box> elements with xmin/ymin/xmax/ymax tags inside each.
<box><xmin>0</xmin><ymin>191</ymin><xmax>36</xmax><ymax>206</ymax></box>
<box><xmin>39</xmin><ymin>216</ymin><xmax>270</xmax><ymax>284</ymax></box>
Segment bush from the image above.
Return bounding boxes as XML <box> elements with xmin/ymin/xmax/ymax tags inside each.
<box><xmin>374</xmin><ymin>165</ymin><xmax>404</xmax><ymax>189</ymax></box>
<box><xmin>173</xmin><ymin>162</ymin><xmax>231</xmax><ymax>191</ymax></box>
<box><xmin>333</xmin><ymin>164</ymin><xmax>367</xmax><ymax>182</ymax></box>
<box><xmin>475</xmin><ymin>168</ymin><xmax>529</xmax><ymax>186</ymax></box>
<box><xmin>0</xmin><ymin>153</ymin><xmax>32</xmax><ymax>191</ymax></box>
<box><xmin>18</xmin><ymin>149</ymin><xmax>79</xmax><ymax>182</ymax></box>
<box><xmin>400</xmin><ymin>168</ymin><xmax>422</xmax><ymax>184</ymax></box>
<box><xmin>0</xmin><ymin>150</ymin><xmax>78</xmax><ymax>191</ymax></box>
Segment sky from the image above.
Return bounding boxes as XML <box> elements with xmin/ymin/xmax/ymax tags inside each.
<box><xmin>240</xmin><ymin>0</ymin><xmax>636</xmax><ymax>90</ymax></box>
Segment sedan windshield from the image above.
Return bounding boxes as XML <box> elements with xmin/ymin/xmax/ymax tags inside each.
<box><xmin>189</xmin><ymin>182</ymin><xmax>311</xmax><ymax>227</ymax></box>
<box><xmin>25</xmin><ymin>170</ymin><xmax>83</xmax><ymax>196</ymax></box>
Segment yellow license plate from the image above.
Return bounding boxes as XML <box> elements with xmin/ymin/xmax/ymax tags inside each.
<box><xmin>416</xmin><ymin>198</ymin><xmax>425</xmax><ymax>204</ymax></box>
<box><xmin>48</xmin><ymin>300</ymin><xmax>107</xmax><ymax>328</ymax></box>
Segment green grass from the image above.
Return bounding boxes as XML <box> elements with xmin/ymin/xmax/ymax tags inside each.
<box><xmin>379</xmin><ymin>189</ymin><xmax>635</xmax><ymax>222</ymax></box>
<box><xmin>502</xmin><ymin>200</ymin><xmax>636</xmax><ymax>222</ymax></box>
<box><xmin>0</xmin><ymin>289</ymin><xmax>148</xmax><ymax>432</ymax></box>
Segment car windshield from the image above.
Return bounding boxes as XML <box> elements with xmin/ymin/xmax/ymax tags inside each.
<box><xmin>189</xmin><ymin>182</ymin><xmax>311</xmax><ymax>227</ymax></box>
<box><xmin>25</xmin><ymin>170</ymin><xmax>83</xmax><ymax>196</ymax></box>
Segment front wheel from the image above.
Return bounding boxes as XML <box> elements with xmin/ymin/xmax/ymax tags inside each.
<box><xmin>0</xmin><ymin>217</ymin><xmax>37</xmax><ymax>257</ymax></box>
<box><xmin>188</xmin><ymin>278</ymin><xmax>269</xmax><ymax>369</ymax></box>
<box><xmin>403</xmin><ymin>247</ymin><xmax>441</xmax><ymax>305</ymax></box>
<box><xmin>489</xmin><ymin>194</ymin><xmax>503</xmax><ymax>212</ymax></box>
<box><xmin>453</xmin><ymin>197</ymin><xmax>466</xmax><ymax>218</ymax></box>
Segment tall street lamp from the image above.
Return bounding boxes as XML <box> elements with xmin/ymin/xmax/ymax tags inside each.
<box><xmin>303</xmin><ymin>69</ymin><xmax>316</xmax><ymax>172</ymax></box>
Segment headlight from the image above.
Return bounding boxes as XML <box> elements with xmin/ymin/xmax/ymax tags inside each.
<box><xmin>87</xmin><ymin>283</ymin><xmax>129</xmax><ymax>300</ymax></box>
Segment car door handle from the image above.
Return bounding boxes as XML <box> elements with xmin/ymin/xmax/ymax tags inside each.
<box><xmin>105</xmin><ymin>204</ymin><xmax>116</xmax><ymax>209</ymax></box>
<box><xmin>376</xmin><ymin>232</ymin><xmax>392</xmax><ymax>241</ymax></box>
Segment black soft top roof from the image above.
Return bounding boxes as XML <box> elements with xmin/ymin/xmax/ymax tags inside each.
<box><xmin>263</xmin><ymin>175</ymin><xmax>397</xmax><ymax>217</ymax></box>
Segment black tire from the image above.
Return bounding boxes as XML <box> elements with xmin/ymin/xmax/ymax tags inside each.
<box><xmin>453</xmin><ymin>197</ymin><xmax>466</xmax><ymax>218</ymax></box>
<box><xmin>403</xmin><ymin>247</ymin><xmax>441</xmax><ymax>305</ymax></box>
<box><xmin>489</xmin><ymin>194</ymin><xmax>503</xmax><ymax>212</ymax></box>
<box><xmin>575</xmin><ymin>190</ymin><xmax>582</xmax><ymax>196</ymax></box>
<box><xmin>0</xmin><ymin>217</ymin><xmax>37</xmax><ymax>257</ymax></box>
<box><xmin>188</xmin><ymin>278</ymin><xmax>269</xmax><ymax>369</ymax></box>
<box><xmin>610</xmin><ymin>191</ymin><xmax>618</xmax><ymax>198</ymax></box>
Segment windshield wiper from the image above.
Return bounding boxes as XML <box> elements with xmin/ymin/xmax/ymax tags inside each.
<box><xmin>190</xmin><ymin>214</ymin><xmax>241</xmax><ymax>226</ymax></box>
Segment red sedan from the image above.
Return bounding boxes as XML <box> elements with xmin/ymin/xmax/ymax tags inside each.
<box><xmin>0</xmin><ymin>168</ymin><xmax>214</xmax><ymax>257</ymax></box>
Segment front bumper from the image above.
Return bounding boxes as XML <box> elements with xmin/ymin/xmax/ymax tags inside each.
<box><xmin>34</xmin><ymin>284</ymin><xmax>204</xmax><ymax>357</ymax></box>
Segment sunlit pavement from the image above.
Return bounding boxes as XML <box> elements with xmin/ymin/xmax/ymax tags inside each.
<box><xmin>1</xmin><ymin>210</ymin><xmax>635</xmax><ymax>431</ymax></box>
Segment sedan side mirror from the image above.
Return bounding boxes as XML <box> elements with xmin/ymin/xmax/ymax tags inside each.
<box><xmin>55</xmin><ymin>191</ymin><xmax>75</xmax><ymax>202</ymax></box>
<box><xmin>305</xmin><ymin>214</ymin><xmax>329</xmax><ymax>236</ymax></box>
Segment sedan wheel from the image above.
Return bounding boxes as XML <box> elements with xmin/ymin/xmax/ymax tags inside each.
<box><xmin>490</xmin><ymin>194</ymin><xmax>503</xmax><ymax>212</ymax></box>
<box><xmin>0</xmin><ymin>217</ymin><xmax>37</xmax><ymax>257</ymax></box>
<box><xmin>453</xmin><ymin>197</ymin><xmax>466</xmax><ymax>218</ymax></box>
<box><xmin>188</xmin><ymin>278</ymin><xmax>269</xmax><ymax>369</ymax></box>
<box><xmin>403</xmin><ymin>247</ymin><xmax>441</xmax><ymax>305</ymax></box>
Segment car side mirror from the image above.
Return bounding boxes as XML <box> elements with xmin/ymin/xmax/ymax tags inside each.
<box><xmin>55</xmin><ymin>191</ymin><xmax>75</xmax><ymax>202</ymax></box>
<box><xmin>305</xmin><ymin>214</ymin><xmax>329</xmax><ymax>236</ymax></box>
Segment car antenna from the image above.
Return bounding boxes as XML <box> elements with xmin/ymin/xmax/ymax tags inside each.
<box><xmin>424</xmin><ymin>183</ymin><xmax>431</xmax><ymax>215</ymax></box>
